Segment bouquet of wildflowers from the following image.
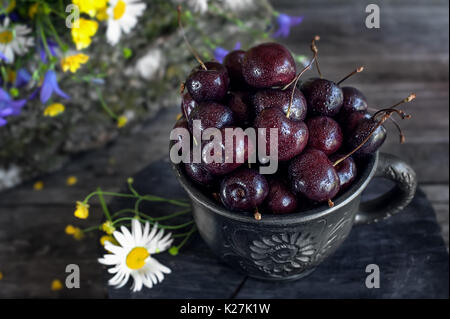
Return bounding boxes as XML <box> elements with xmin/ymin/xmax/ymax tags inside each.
<box><xmin>0</xmin><ymin>0</ymin><xmax>305</xmax><ymax>193</ymax></box>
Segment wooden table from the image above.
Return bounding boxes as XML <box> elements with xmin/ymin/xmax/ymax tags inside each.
<box><xmin>0</xmin><ymin>0</ymin><xmax>448</xmax><ymax>298</ymax></box>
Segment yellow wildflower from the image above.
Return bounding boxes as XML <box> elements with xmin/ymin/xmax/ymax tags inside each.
<box><xmin>74</xmin><ymin>201</ymin><xmax>89</xmax><ymax>219</ymax></box>
<box><xmin>72</xmin><ymin>228</ymin><xmax>84</xmax><ymax>240</ymax></box>
<box><xmin>28</xmin><ymin>2</ymin><xmax>39</xmax><ymax>19</ymax></box>
<box><xmin>61</xmin><ymin>53</ymin><xmax>89</xmax><ymax>73</ymax></box>
<box><xmin>100</xmin><ymin>235</ymin><xmax>117</xmax><ymax>246</ymax></box>
<box><xmin>71</xmin><ymin>18</ymin><xmax>98</xmax><ymax>50</ymax></box>
<box><xmin>65</xmin><ymin>225</ymin><xmax>77</xmax><ymax>235</ymax></box>
<box><xmin>44</xmin><ymin>103</ymin><xmax>65</xmax><ymax>117</ymax></box>
<box><xmin>96</xmin><ymin>6</ymin><xmax>108</xmax><ymax>21</ymax></box>
<box><xmin>66</xmin><ymin>176</ymin><xmax>78</xmax><ymax>186</ymax></box>
<box><xmin>101</xmin><ymin>221</ymin><xmax>115</xmax><ymax>235</ymax></box>
<box><xmin>51</xmin><ymin>279</ymin><xmax>63</xmax><ymax>291</ymax></box>
<box><xmin>33</xmin><ymin>181</ymin><xmax>44</xmax><ymax>190</ymax></box>
<box><xmin>65</xmin><ymin>225</ymin><xmax>84</xmax><ymax>240</ymax></box>
<box><xmin>72</xmin><ymin>0</ymin><xmax>107</xmax><ymax>17</ymax></box>
<box><xmin>117</xmin><ymin>115</ymin><xmax>127</xmax><ymax>128</ymax></box>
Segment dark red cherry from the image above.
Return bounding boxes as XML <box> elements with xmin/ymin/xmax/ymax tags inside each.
<box><xmin>347</xmin><ymin>117</ymin><xmax>387</xmax><ymax>156</ymax></box>
<box><xmin>340</xmin><ymin>110</ymin><xmax>371</xmax><ymax>135</ymax></box>
<box><xmin>188</xmin><ymin>102</ymin><xmax>234</xmax><ymax>133</ymax></box>
<box><xmin>254</xmin><ymin>107</ymin><xmax>309</xmax><ymax>162</ymax></box>
<box><xmin>223</xmin><ymin>50</ymin><xmax>247</xmax><ymax>88</ymax></box>
<box><xmin>226</xmin><ymin>91</ymin><xmax>252</xmax><ymax>126</ymax></box>
<box><xmin>306</xmin><ymin>116</ymin><xmax>343</xmax><ymax>155</ymax></box>
<box><xmin>341</xmin><ymin>87</ymin><xmax>368</xmax><ymax>115</ymax></box>
<box><xmin>172</xmin><ymin>117</ymin><xmax>189</xmax><ymax>145</ymax></box>
<box><xmin>288</xmin><ymin>148</ymin><xmax>340</xmax><ymax>202</ymax></box>
<box><xmin>181</xmin><ymin>92</ymin><xmax>197</xmax><ymax>119</ymax></box>
<box><xmin>265</xmin><ymin>178</ymin><xmax>298</xmax><ymax>214</ymax></box>
<box><xmin>252</xmin><ymin>88</ymin><xmax>307</xmax><ymax>121</ymax></box>
<box><xmin>242</xmin><ymin>42</ymin><xmax>296</xmax><ymax>88</ymax></box>
<box><xmin>201</xmin><ymin>127</ymin><xmax>255</xmax><ymax>175</ymax></box>
<box><xmin>329</xmin><ymin>154</ymin><xmax>357</xmax><ymax>190</ymax></box>
<box><xmin>184</xmin><ymin>152</ymin><xmax>216</xmax><ymax>187</ymax></box>
<box><xmin>220</xmin><ymin>168</ymin><xmax>269</xmax><ymax>211</ymax></box>
<box><xmin>301</xmin><ymin>78</ymin><xmax>343</xmax><ymax>116</ymax></box>
<box><xmin>186</xmin><ymin>61</ymin><xmax>229</xmax><ymax>103</ymax></box>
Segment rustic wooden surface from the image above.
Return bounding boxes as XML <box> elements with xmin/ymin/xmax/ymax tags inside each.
<box><xmin>107</xmin><ymin>160</ymin><xmax>449</xmax><ymax>299</ymax></box>
<box><xmin>0</xmin><ymin>0</ymin><xmax>448</xmax><ymax>298</ymax></box>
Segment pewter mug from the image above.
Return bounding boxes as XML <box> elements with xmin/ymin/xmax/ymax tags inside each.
<box><xmin>172</xmin><ymin>152</ymin><xmax>417</xmax><ymax>281</ymax></box>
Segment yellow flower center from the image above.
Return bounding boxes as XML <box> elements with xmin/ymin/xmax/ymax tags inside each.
<box><xmin>113</xmin><ymin>0</ymin><xmax>126</xmax><ymax>20</ymax></box>
<box><xmin>126</xmin><ymin>247</ymin><xmax>149</xmax><ymax>270</ymax></box>
<box><xmin>0</xmin><ymin>31</ymin><xmax>13</xmax><ymax>44</ymax></box>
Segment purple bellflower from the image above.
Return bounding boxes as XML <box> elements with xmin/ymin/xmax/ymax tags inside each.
<box><xmin>213</xmin><ymin>42</ymin><xmax>241</xmax><ymax>64</ymax></box>
<box><xmin>272</xmin><ymin>13</ymin><xmax>304</xmax><ymax>38</ymax></box>
<box><xmin>0</xmin><ymin>88</ymin><xmax>26</xmax><ymax>126</ymax></box>
<box><xmin>40</xmin><ymin>70</ymin><xmax>69</xmax><ymax>103</ymax></box>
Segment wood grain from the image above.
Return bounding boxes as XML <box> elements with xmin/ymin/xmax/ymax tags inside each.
<box><xmin>0</xmin><ymin>0</ymin><xmax>448</xmax><ymax>298</ymax></box>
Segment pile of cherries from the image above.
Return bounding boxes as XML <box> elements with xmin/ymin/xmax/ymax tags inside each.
<box><xmin>173</xmin><ymin>34</ymin><xmax>414</xmax><ymax>220</ymax></box>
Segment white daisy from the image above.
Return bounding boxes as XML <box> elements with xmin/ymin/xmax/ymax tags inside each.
<box><xmin>135</xmin><ymin>48</ymin><xmax>163</xmax><ymax>80</ymax></box>
<box><xmin>221</xmin><ymin>0</ymin><xmax>253</xmax><ymax>12</ymax></box>
<box><xmin>106</xmin><ymin>0</ymin><xmax>147</xmax><ymax>46</ymax></box>
<box><xmin>0</xmin><ymin>18</ymin><xmax>34</xmax><ymax>64</ymax></box>
<box><xmin>187</xmin><ymin>0</ymin><xmax>208</xmax><ymax>14</ymax></box>
<box><xmin>98</xmin><ymin>219</ymin><xmax>173</xmax><ymax>292</ymax></box>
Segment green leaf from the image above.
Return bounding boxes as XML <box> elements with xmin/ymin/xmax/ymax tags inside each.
<box><xmin>123</xmin><ymin>48</ymin><xmax>133</xmax><ymax>59</ymax></box>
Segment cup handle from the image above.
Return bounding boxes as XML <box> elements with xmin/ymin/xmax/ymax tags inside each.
<box><xmin>354</xmin><ymin>152</ymin><xmax>417</xmax><ymax>225</ymax></box>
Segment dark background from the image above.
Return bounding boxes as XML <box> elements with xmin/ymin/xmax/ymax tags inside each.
<box><xmin>0</xmin><ymin>0</ymin><xmax>448</xmax><ymax>298</ymax></box>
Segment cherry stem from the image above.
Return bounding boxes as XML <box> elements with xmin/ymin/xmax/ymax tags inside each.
<box><xmin>328</xmin><ymin>199</ymin><xmax>334</xmax><ymax>208</ymax></box>
<box><xmin>336</xmin><ymin>66</ymin><xmax>364</xmax><ymax>85</ymax></box>
<box><xmin>368</xmin><ymin>107</ymin><xmax>407</xmax><ymax>143</ymax></box>
<box><xmin>284</xmin><ymin>36</ymin><xmax>320</xmax><ymax>118</ymax></box>
<box><xmin>254</xmin><ymin>207</ymin><xmax>261</xmax><ymax>221</ymax></box>
<box><xmin>177</xmin><ymin>5</ymin><xmax>207</xmax><ymax>70</ymax></box>
<box><xmin>333</xmin><ymin>94</ymin><xmax>416</xmax><ymax>167</ymax></box>
<box><xmin>311</xmin><ymin>36</ymin><xmax>322</xmax><ymax>78</ymax></box>
<box><xmin>180</xmin><ymin>82</ymin><xmax>185</xmax><ymax>94</ymax></box>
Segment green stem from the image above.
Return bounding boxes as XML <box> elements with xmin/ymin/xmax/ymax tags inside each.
<box><xmin>97</xmin><ymin>188</ymin><xmax>112</xmax><ymax>221</ymax></box>
<box><xmin>134</xmin><ymin>197</ymin><xmax>144</xmax><ymax>218</ymax></box>
<box><xmin>95</xmin><ymin>87</ymin><xmax>118</xmax><ymax>120</ymax></box>
<box><xmin>38</xmin><ymin>18</ymin><xmax>53</xmax><ymax>63</ymax></box>
<box><xmin>176</xmin><ymin>226</ymin><xmax>197</xmax><ymax>249</ymax></box>
<box><xmin>84</xmin><ymin>191</ymin><xmax>136</xmax><ymax>203</ymax></box>
<box><xmin>45</xmin><ymin>15</ymin><xmax>67</xmax><ymax>52</ymax></box>
<box><xmin>127</xmin><ymin>180</ymin><xmax>139</xmax><ymax>196</ymax></box>
<box><xmin>111</xmin><ymin>208</ymin><xmax>136</xmax><ymax>219</ymax></box>
<box><xmin>112</xmin><ymin>217</ymin><xmax>194</xmax><ymax>230</ymax></box>
<box><xmin>141</xmin><ymin>195</ymin><xmax>190</xmax><ymax>207</ymax></box>
<box><xmin>82</xmin><ymin>225</ymin><xmax>100</xmax><ymax>233</ymax></box>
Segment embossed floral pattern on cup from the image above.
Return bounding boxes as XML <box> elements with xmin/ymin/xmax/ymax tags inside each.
<box><xmin>250</xmin><ymin>232</ymin><xmax>316</xmax><ymax>276</ymax></box>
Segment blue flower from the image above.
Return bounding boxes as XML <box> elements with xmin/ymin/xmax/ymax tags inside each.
<box><xmin>272</xmin><ymin>13</ymin><xmax>304</xmax><ymax>38</ymax></box>
<box><xmin>0</xmin><ymin>51</ymin><xmax>8</xmax><ymax>63</ymax></box>
<box><xmin>40</xmin><ymin>70</ymin><xmax>70</xmax><ymax>103</ymax></box>
<box><xmin>39</xmin><ymin>39</ymin><xmax>58</xmax><ymax>63</ymax></box>
<box><xmin>0</xmin><ymin>88</ymin><xmax>26</xmax><ymax>126</ymax></box>
<box><xmin>213</xmin><ymin>42</ymin><xmax>241</xmax><ymax>63</ymax></box>
<box><xmin>15</xmin><ymin>68</ymin><xmax>31</xmax><ymax>88</ymax></box>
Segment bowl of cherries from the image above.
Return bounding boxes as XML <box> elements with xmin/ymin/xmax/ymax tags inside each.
<box><xmin>170</xmin><ymin>33</ymin><xmax>418</xmax><ymax>280</ymax></box>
